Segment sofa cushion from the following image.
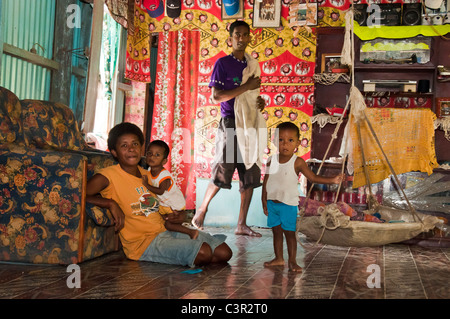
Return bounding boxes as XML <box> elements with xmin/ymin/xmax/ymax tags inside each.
<box><xmin>0</xmin><ymin>87</ymin><xmax>24</xmax><ymax>145</ymax></box>
<box><xmin>21</xmin><ymin>100</ymin><xmax>89</xmax><ymax>150</ymax></box>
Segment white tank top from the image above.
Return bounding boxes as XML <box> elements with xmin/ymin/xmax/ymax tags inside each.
<box><xmin>266</xmin><ymin>154</ymin><xmax>300</xmax><ymax>206</ymax></box>
<box><xmin>148</xmin><ymin>168</ymin><xmax>186</xmax><ymax>211</ymax></box>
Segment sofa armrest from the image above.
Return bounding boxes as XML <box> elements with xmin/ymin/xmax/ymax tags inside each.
<box><xmin>0</xmin><ymin>143</ymin><xmax>87</xmax><ymax>195</ymax></box>
<box><xmin>77</xmin><ymin>150</ymin><xmax>116</xmax><ymax>178</ymax></box>
<box><xmin>35</xmin><ymin>147</ymin><xmax>117</xmax><ymax>177</ymax></box>
<box><xmin>0</xmin><ymin>144</ymin><xmax>117</xmax><ymax>263</ymax></box>
<box><xmin>0</xmin><ymin>145</ymin><xmax>83</xmax><ymax>262</ymax></box>
<box><xmin>43</xmin><ymin>148</ymin><xmax>117</xmax><ymax>226</ymax></box>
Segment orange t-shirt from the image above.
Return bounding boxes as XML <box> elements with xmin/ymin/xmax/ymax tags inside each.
<box><xmin>99</xmin><ymin>164</ymin><xmax>166</xmax><ymax>260</ymax></box>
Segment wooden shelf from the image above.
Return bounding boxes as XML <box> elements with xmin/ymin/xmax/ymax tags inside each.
<box><xmin>313</xmin><ymin>26</ymin><xmax>450</xmax><ymax>175</ymax></box>
<box><xmin>307</xmin><ymin>161</ymin><xmax>346</xmax><ymax>170</ymax></box>
<box><xmin>354</xmin><ymin>64</ymin><xmax>436</xmax><ymax>71</ymax></box>
<box><xmin>362</xmin><ymin>92</ymin><xmax>434</xmax><ymax>97</ymax></box>
<box><xmin>315</xmin><ymin>26</ymin><xmax>345</xmax><ymax>35</ymax></box>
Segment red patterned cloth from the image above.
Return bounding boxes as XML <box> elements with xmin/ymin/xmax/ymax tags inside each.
<box><xmin>124</xmin><ymin>2</ymin><xmax>152</xmax><ymax>82</ymax></box>
<box><xmin>150</xmin><ymin>30</ymin><xmax>199</xmax><ymax>209</ymax></box>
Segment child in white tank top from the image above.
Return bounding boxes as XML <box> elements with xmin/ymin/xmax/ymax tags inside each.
<box><xmin>262</xmin><ymin>122</ymin><xmax>344</xmax><ymax>272</ymax></box>
<box><xmin>143</xmin><ymin>140</ymin><xmax>199</xmax><ymax>240</ymax></box>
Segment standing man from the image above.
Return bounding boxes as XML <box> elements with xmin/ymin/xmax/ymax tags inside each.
<box><xmin>192</xmin><ymin>20</ymin><xmax>266</xmax><ymax>237</ymax></box>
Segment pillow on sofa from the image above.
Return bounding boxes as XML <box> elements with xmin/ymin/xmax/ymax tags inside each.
<box><xmin>21</xmin><ymin>100</ymin><xmax>89</xmax><ymax>150</ymax></box>
<box><xmin>0</xmin><ymin>87</ymin><xmax>24</xmax><ymax>145</ymax></box>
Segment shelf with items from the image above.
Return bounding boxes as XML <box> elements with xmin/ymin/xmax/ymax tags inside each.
<box><xmin>434</xmin><ymin>36</ymin><xmax>450</xmax><ymax>98</ymax></box>
<box><xmin>354</xmin><ymin>64</ymin><xmax>436</xmax><ymax>71</ymax></box>
<box><xmin>353</xmin><ymin>33</ymin><xmax>450</xmax><ymax>112</ymax></box>
<box><xmin>311</xmin><ymin>26</ymin><xmax>450</xmax><ymax>214</ymax></box>
<box><xmin>360</xmin><ymin>91</ymin><xmax>434</xmax><ymax>109</ymax></box>
<box><xmin>353</xmin><ymin>71</ymin><xmax>435</xmax><ymax>92</ymax></box>
<box><xmin>313</xmin><ymin>83</ymin><xmax>350</xmax><ymax>116</ymax></box>
<box><xmin>437</xmin><ymin>65</ymin><xmax>450</xmax><ymax>83</ymax></box>
<box><xmin>354</xmin><ymin>36</ymin><xmax>436</xmax><ymax>68</ymax></box>
<box><xmin>354</xmin><ymin>36</ymin><xmax>435</xmax><ymax>72</ymax></box>
<box><xmin>314</xmin><ymin>27</ymin><xmax>351</xmax><ymax>116</ymax></box>
<box><xmin>362</xmin><ymin>91</ymin><xmax>434</xmax><ymax>97</ymax></box>
<box><xmin>352</xmin><ymin>35</ymin><xmax>443</xmax><ymax>111</ymax></box>
<box><xmin>306</xmin><ymin>161</ymin><xmax>383</xmax><ymax>211</ymax></box>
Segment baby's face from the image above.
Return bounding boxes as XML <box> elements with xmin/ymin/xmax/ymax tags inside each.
<box><xmin>146</xmin><ymin>145</ymin><xmax>167</xmax><ymax>167</ymax></box>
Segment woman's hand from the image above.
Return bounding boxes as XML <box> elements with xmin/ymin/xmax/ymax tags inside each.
<box><xmin>109</xmin><ymin>200</ymin><xmax>125</xmax><ymax>232</ymax></box>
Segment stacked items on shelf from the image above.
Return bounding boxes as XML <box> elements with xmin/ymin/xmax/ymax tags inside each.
<box><xmin>437</xmin><ymin>65</ymin><xmax>450</xmax><ymax>82</ymax></box>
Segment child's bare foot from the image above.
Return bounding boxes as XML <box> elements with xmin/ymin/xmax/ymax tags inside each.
<box><xmin>288</xmin><ymin>262</ymin><xmax>303</xmax><ymax>273</ymax></box>
<box><xmin>264</xmin><ymin>258</ymin><xmax>284</xmax><ymax>268</ymax></box>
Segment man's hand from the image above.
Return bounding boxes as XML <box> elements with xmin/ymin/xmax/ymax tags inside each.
<box><xmin>244</xmin><ymin>75</ymin><xmax>261</xmax><ymax>91</ymax></box>
<box><xmin>256</xmin><ymin>96</ymin><xmax>265</xmax><ymax>112</ymax></box>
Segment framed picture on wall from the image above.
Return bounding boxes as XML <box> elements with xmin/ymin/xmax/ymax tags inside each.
<box><xmin>253</xmin><ymin>0</ymin><xmax>282</xmax><ymax>28</ymax></box>
<box><xmin>436</xmin><ymin>98</ymin><xmax>450</xmax><ymax>118</ymax></box>
<box><xmin>222</xmin><ymin>0</ymin><xmax>244</xmax><ymax>20</ymax></box>
<box><xmin>288</xmin><ymin>2</ymin><xmax>318</xmax><ymax>28</ymax></box>
<box><xmin>321</xmin><ymin>53</ymin><xmax>349</xmax><ymax>73</ymax></box>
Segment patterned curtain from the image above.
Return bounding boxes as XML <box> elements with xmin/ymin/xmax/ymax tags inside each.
<box><xmin>150</xmin><ymin>30</ymin><xmax>199</xmax><ymax>210</ymax></box>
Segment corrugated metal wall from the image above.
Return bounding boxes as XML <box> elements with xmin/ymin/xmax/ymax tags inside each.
<box><xmin>1</xmin><ymin>0</ymin><xmax>55</xmax><ymax>100</ymax></box>
<box><xmin>70</xmin><ymin>0</ymin><xmax>91</xmax><ymax>125</ymax></box>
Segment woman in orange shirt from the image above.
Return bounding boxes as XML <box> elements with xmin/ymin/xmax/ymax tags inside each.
<box><xmin>86</xmin><ymin>122</ymin><xmax>232</xmax><ymax>267</ymax></box>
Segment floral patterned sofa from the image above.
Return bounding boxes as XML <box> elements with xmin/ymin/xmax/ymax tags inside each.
<box><xmin>0</xmin><ymin>86</ymin><xmax>118</xmax><ymax>264</ymax></box>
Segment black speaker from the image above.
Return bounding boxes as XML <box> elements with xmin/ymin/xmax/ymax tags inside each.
<box><xmin>403</xmin><ymin>3</ymin><xmax>422</xmax><ymax>25</ymax></box>
<box><xmin>354</xmin><ymin>4</ymin><xmax>368</xmax><ymax>26</ymax></box>
<box><xmin>418</xmin><ymin>80</ymin><xmax>430</xmax><ymax>93</ymax></box>
<box><xmin>379</xmin><ymin>3</ymin><xmax>402</xmax><ymax>26</ymax></box>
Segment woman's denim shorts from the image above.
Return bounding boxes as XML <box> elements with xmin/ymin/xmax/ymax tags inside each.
<box><xmin>139</xmin><ymin>230</ymin><xmax>227</xmax><ymax>267</ymax></box>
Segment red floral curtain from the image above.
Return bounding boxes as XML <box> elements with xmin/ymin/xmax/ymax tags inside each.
<box><xmin>151</xmin><ymin>30</ymin><xmax>199</xmax><ymax>210</ymax></box>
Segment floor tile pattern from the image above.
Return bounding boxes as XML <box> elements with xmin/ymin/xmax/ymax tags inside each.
<box><xmin>0</xmin><ymin>227</ymin><xmax>449</xmax><ymax>299</ymax></box>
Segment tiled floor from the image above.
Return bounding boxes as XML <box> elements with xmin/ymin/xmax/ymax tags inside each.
<box><xmin>0</xmin><ymin>227</ymin><xmax>449</xmax><ymax>300</ymax></box>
